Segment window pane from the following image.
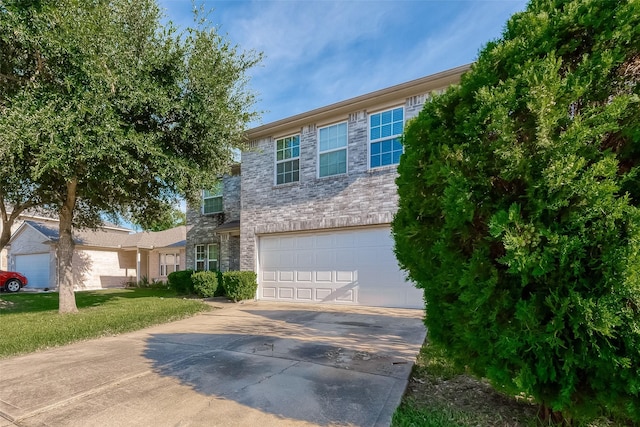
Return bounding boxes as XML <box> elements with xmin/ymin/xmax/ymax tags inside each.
<box><xmin>208</xmin><ymin>244</ymin><xmax>219</xmax><ymax>260</ymax></box>
<box><xmin>319</xmin><ymin>149</ymin><xmax>346</xmax><ymax>177</ymax></box>
<box><xmin>370</xmin><ymin>114</ymin><xmax>380</xmax><ymax>127</ymax></box>
<box><xmin>393</xmin><ymin>121</ymin><xmax>403</xmax><ymax>135</ymax></box>
<box><xmin>381</xmin><ymin>110</ymin><xmax>392</xmax><ymax>124</ymax></box>
<box><xmin>276</xmin><ymin>159</ymin><xmax>299</xmax><ymax>184</ymax></box>
<box><xmin>319</xmin><ymin>122</ymin><xmax>347</xmax><ymax>153</ymax></box>
<box><xmin>370</xmin><ymin>138</ymin><xmax>403</xmax><ymax>168</ymax></box>
<box><xmin>203</xmin><ymin>196</ymin><xmax>222</xmax><ymax>214</ymax></box>
<box><xmin>393</xmin><ymin>150</ymin><xmax>402</xmax><ymax>164</ymax></box>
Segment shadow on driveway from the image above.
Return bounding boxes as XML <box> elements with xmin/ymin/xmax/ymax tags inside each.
<box><xmin>142</xmin><ymin>306</ymin><xmax>426</xmax><ymax>426</ymax></box>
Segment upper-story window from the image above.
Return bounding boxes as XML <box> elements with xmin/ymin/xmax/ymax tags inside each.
<box><xmin>318</xmin><ymin>122</ymin><xmax>347</xmax><ymax>177</ymax></box>
<box><xmin>276</xmin><ymin>135</ymin><xmax>300</xmax><ymax>184</ymax></box>
<box><xmin>369</xmin><ymin>107</ymin><xmax>404</xmax><ymax>168</ymax></box>
<box><xmin>202</xmin><ymin>182</ymin><xmax>223</xmax><ymax>214</ymax></box>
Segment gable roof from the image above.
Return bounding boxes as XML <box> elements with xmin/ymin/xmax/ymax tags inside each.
<box><xmin>11</xmin><ymin>221</ymin><xmax>185</xmax><ymax>251</ymax></box>
<box><xmin>22</xmin><ymin>220</ymin><xmax>131</xmax><ymax>248</ymax></box>
<box><xmin>122</xmin><ymin>226</ymin><xmax>186</xmax><ymax>250</ymax></box>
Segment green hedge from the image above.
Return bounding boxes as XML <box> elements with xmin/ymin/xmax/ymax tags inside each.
<box><xmin>192</xmin><ymin>271</ymin><xmax>220</xmax><ymax>298</ymax></box>
<box><xmin>167</xmin><ymin>270</ymin><xmax>194</xmax><ymax>294</ymax></box>
<box><xmin>222</xmin><ymin>271</ymin><xmax>257</xmax><ymax>302</ymax></box>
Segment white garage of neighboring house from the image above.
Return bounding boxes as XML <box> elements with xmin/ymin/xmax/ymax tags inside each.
<box><xmin>258</xmin><ymin>226</ymin><xmax>423</xmax><ymax>309</ymax></box>
<box><xmin>8</xmin><ymin>221</ymin><xmax>188</xmax><ymax>291</ymax></box>
<box><xmin>8</xmin><ymin>220</ymin><xmax>137</xmax><ymax>290</ymax></box>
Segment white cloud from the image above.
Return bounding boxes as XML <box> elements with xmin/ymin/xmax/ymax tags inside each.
<box><xmin>158</xmin><ymin>0</ymin><xmax>529</xmax><ymax>124</ymax></box>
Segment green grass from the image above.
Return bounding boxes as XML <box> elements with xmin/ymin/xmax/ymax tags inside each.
<box><xmin>392</xmin><ymin>400</ymin><xmax>478</xmax><ymax>427</ymax></box>
<box><xmin>0</xmin><ymin>288</ymin><xmax>211</xmax><ymax>359</ymax></box>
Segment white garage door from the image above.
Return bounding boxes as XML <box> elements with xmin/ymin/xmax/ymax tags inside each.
<box><xmin>15</xmin><ymin>253</ymin><xmax>50</xmax><ymax>289</ymax></box>
<box><xmin>258</xmin><ymin>227</ymin><xmax>423</xmax><ymax>309</ymax></box>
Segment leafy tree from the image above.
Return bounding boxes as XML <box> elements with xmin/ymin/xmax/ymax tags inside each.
<box><xmin>135</xmin><ymin>204</ymin><xmax>186</xmax><ymax>232</ymax></box>
<box><xmin>393</xmin><ymin>0</ymin><xmax>640</xmax><ymax>421</ymax></box>
<box><xmin>0</xmin><ymin>0</ymin><xmax>260</xmax><ymax>313</ymax></box>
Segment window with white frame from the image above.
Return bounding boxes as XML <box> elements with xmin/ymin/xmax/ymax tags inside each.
<box><xmin>195</xmin><ymin>244</ymin><xmax>218</xmax><ymax>271</ymax></box>
<box><xmin>276</xmin><ymin>135</ymin><xmax>300</xmax><ymax>184</ymax></box>
<box><xmin>195</xmin><ymin>245</ymin><xmax>206</xmax><ymax>271</ymax></box>
<box><xmin>369</xmin><ymin>107</ymin><xmax>404</xmax><ymax>168</ymax></box>
<box><xmin>318</xmin><ymin>122</ymin><xmax>347</xmax><ymax>177</ymax></box>
<box><xmin>202</xmin><ymin>182</ymin><xmax>223</xmax><ymax>214</ymax></box>
<box><xmin>160</xmin><ymin>253</ymin><xmax>180</xmax><ymax>276</ymax></box>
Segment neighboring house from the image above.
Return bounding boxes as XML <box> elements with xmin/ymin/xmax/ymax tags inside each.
<box><xmin>187</xmin><ymin>64</ymin><xmax>469</xmax><ymax>309</ymax></box>
<box><xmin>121</xmin><ymin>226</ymin><xmax>187</xmax><ymax>284</ymax></box>
<box><xmin>8</xmin><ymin>220</ymin><xmax>186</xmax><ymax>290</ymax></box>
<box><xmin>0</xmin><ymin>210</ymin><xmax>58</xmax><ymax>271</ymax></box>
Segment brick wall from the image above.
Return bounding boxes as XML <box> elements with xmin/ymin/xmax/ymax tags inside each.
<box><xmin>186</xmin><ymin>173</ymin><xmax>241</xmax><ymax>271</ymax></box>
<box><xmin>239</xmin><ymin>95</ymin><xmax>427</xmax><ymax>271</ymax></box>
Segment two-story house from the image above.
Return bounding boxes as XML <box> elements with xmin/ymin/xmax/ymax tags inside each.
<box><xmin>187</xmin><ymin>64</ymin><xmax>470</xmax><ymax>308</ymax></box>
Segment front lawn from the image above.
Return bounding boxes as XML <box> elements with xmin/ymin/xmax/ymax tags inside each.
<box><xmin>0</xmin><ymin>288</ymin><xmax>210</xmax><ymax>359</ymax></box>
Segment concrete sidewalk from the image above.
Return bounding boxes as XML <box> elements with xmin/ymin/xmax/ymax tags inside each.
<box><xmin>0</xmin><ymin>301</ymin><xmax>426</xmax><ymax>427</ymax></box>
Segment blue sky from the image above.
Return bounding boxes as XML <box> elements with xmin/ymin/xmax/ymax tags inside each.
<box><xmin>158</xmin><ymin>0</ymin><xmax>529</xmax><ymax>127</ymax></box>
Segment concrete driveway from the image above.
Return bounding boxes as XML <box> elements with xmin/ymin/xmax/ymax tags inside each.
<box><xmin>0</xmin><ymin>300</ymin><xmax>426</xmax><ymax>427</ymax></box>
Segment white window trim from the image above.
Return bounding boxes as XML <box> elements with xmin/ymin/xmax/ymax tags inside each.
<box><xmin>195</xmin><ymin>245</ymin><xmax>206</xmax><ymax>271</ymax></box>
<box><xmin>317</xmin><ymin>121</ymin><xmax>348</xmax><ymax>178</ymax></box>
<box><xmin>160</xmin><ymin>253</ymin><xmax>180</xmax><ymax>277</ymax></box>
<box><xmin>368</xmin><ymin>106</ymin><xmax>405</xmax><ymax>170</ymax></box>
<box><xmin>274</xmin><ymin>134</ymin><xmax>301</xmax><ymax>185</ymax></box>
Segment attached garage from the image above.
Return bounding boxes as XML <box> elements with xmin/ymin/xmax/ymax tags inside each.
<box><xmin>258</xmin><ymin>226</ymin><xmax>423</xmax><ymax>309</ymax></box>
<box><xmin>15</xmin><ymin>253</ymin><xmax>51</xmax><ymax>289</ymax></box>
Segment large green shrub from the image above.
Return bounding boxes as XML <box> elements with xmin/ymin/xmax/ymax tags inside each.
<box><xmin>393</xmin><ymin>0</ymin><xmax>640</xmax><ymax>422</ymax></box>
<box><xmin>222</xmin><ymin>271</ymin><xmax>257</xmax><ymax>302</ymax></box>
<box><xmin>167</xmin><ymin>270</ymin><xmax>194</xmax><ymax>295</ymax></box>
<box><xmin>191</xmin><ymin>271</ymin><xmax>219</xmax><ymax>298</ymax></box>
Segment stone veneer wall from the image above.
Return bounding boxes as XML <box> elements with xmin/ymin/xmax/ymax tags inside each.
<box><xmin>186</xmin><ymin>173</ymin><xmax>241</xmax><ymax>271</ymax></box>
<box><xmin>239</xmin><ymin>95</ymin><xmax>427</xmax><ymax>271</ymax></box>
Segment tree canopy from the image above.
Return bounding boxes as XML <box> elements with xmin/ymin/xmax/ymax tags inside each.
<box><xmin>393</xmin><ymin>0</ymin><xmax>640</xmax><ymax>421</ymax></box>
<box><xmin>0</xmin><ymin>0</ymin><xmax>260</xmax><ymax>312</ymax></box>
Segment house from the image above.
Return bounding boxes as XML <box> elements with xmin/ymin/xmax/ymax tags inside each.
<box><xmin>8</xmin><ymin>220</ymin><xmax>186</xmax><ymax>289</ymax></box>
<box><xmin>121</xmin><ymin>226</ymin><xmax>187</xmax><ymax>284</ymax></box>
<box><xmin>186</xmin><ymin>64</ymin><xmax>470</xmax><ymax>309</ymax></box>
<box><xmin>0</xmin><ymin>210</ymin><xmax>58</xmax><ymax>271</ymax></box>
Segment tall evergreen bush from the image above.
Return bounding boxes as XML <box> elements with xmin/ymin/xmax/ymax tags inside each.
<box><xmin>393</xmin><ymin>0</ymin><xmax>640</xmax><ymax>421</ymax></box>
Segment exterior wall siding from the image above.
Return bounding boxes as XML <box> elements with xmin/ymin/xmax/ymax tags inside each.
<box><xmin>240</xmin><ymin>96</ymin><xmax>427</xmax><ymax>271</ymax></box>
<box><xmin>73</xmin><ymin>249</ymin><xmax>136</xmax><ymax>290</ymax></box>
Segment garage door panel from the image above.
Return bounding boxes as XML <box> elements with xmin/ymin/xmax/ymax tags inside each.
<box><xmin>15</xmin><ymin>254</ymin><xmax>50</xmax><ymax>289</ymax></box>
<box><xmin>316</xmin><ymin>271</ymin><xmax>332</xmax><ymax>282</ymax></box>
<box><xmin>296</xmin><ymin>271</ymin><xmax>312</xmax><ymax>282</ymax></box>
<box><xmin>258</xmin><ymin>227</ymin><xmax>422</xmax><ymax>308</ymax></box>
<box><xmin>336</xmin><ymin>271</ymin><xmax>354</xmax><ymax>282</ymax></box>
<box><xmin>278</xmin><ymin>287</ymin><xmax>294</xmax><ymax>299</ymax></box>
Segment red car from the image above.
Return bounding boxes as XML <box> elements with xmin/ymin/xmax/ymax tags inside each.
<box><xmin>0</xmin><ymin>270</ymin><xmax>28</xmax><ymax>293</ymax></box>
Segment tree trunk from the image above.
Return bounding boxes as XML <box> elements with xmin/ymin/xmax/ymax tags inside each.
<box><xmin>58</xmin><ymin>178</ymin><xmax>78</xmax><ymax>314</ymax></box>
